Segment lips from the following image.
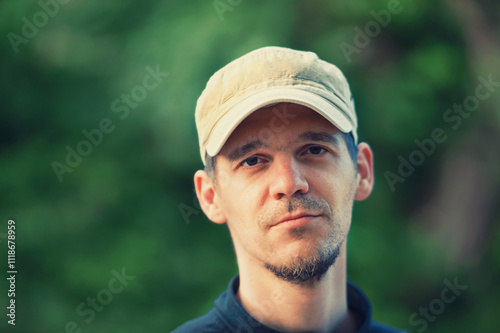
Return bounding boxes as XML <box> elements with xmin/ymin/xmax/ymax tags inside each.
<box><xmin>272</xmin><ymin>212</ymin><xmax>321</xmax><ymax>227</ymax></box>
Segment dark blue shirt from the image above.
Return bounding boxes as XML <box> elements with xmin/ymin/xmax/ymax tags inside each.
<box><xmin>173</xmin><ymin>275</ymin><xmax>407</xmax><ymax>333</ymax></box>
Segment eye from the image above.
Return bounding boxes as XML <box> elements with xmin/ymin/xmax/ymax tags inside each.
<box><xmin>304</xmin><ymin>146</ymin><xmax>326</xmax><ymax>155</ymax></box>
<box><xmin>242</xmin><ymin>156</ymin><xmax>263</xmax><ymax>167</ymax></box>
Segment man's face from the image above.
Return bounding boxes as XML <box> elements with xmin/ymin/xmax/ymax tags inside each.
<box><xmin>210</xmin><ymin>103</ymin><xmax>359</xmax><ymax>282</ymax></box>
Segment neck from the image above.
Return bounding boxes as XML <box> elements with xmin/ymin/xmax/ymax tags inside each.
<box><xmin>235</xmin><ymin>242</ymin><xmax>356</xmax><ymax>332</ymax></box>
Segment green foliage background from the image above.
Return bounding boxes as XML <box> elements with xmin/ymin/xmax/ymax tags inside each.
<box><xmin>0</xmin><ymin>0</ymin><xmax>499</xmax><ymax>332</ymax></box>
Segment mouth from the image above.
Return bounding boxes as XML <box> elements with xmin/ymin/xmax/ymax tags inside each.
<box><xmin>272</xmin><ymin>213</ymin><xmax>321</xmax><ymax>229</ymax></box>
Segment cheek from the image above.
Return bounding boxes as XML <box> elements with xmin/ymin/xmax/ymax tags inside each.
<box><xmin>308</xmin><ymin>165</ymin><xmax>341</xmax><ymax>192</ymax></box>
<box><xmin>217</xmin><ymin>180</ymin><xmax>262</xmax><ymax>224</ymax></box>
<box><xmin>308</xmin><ymin>164</ymin><xmax>356</xmax><ymax>207</ymax></box>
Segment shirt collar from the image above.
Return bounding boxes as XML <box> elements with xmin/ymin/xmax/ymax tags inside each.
<box><xmin>214</xmin><ymin>275</ymin><xmax>373</xmax><ymax>333</ymax></box>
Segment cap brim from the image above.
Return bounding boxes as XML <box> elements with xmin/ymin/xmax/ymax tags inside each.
<box><xmin>204</xmin><ymin>87</ymin><xmax>354</xmax><ymax>164</ymax></box>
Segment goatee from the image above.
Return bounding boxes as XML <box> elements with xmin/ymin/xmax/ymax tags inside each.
<box><xmin>264</xmin><ymin>242</ymin><xmax>342</xmax><ymax>285</ymax></box>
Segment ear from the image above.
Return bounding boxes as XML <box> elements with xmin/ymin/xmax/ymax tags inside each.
<box><xmin>194</xmin><ymin>170</ymin><xmax>227</xmax><ymax>224</ymax></box>
<box><xmin>354</xmin><ymin>142</ymin><xmax>374</xmax><ymax>201</ymax></box>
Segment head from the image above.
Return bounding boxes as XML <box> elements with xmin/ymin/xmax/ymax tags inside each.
<box><xmin>193</xmin><ymin>47</ymin><xmax>374</xmax><ymax>284</ymax></box>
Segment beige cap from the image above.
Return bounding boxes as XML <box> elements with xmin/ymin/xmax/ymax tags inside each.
<box><xmin>195</xmin><ymin>46</ymin><xmax>358</xmax><ymax>165</ymax></box>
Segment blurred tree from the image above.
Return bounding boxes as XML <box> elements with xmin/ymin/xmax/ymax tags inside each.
<box><xmin>0</xmin><ymin>0</ymin><xmax>498</xmax><ymax>332</ymax></box>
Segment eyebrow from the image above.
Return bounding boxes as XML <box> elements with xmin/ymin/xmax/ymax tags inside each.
<box><xmin>297</xmin><ymin>131</ymin><xmax>340</xmax><ymax>146</ymax></box>
<box><xmin>227</xmin><ymin>140</ymin><xmax>264</xmax><ymax>162</ymax></box>
<box><xmin>226</xmin><ymin>131</ymin><xmax>340</xmax><ymax>162</ymax></box>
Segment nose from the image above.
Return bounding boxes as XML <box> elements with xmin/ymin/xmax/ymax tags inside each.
<box><xmin>269</xmin><ymin>155</ymin><xmax>309</xmax><ymax>200</ymax></box>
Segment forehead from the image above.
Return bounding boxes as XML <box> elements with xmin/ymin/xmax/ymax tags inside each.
<box><xmin>220</xmin><ymin>103</ymin><xmax>341</xmax><ymax>154</ymax></box>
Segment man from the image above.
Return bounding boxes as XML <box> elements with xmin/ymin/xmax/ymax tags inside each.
<box><xmin>174</xmin><ymin>47</ymin><xmax>407</xmax><ymax>333</ymax></box>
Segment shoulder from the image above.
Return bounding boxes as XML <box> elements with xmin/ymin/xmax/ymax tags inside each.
<box><xmin>172</xmin><ymin>277</ymin><xmax>242</xmax><ymax>333</ymax></box>
<box><xmin>369</xmin><ymin>320</ymin><xmax>409</xmax><ymax>333</ymax></box>
<box><xmin>171</xmin><ymin>308</ymin><xmax>229</xmax><ymax>333</ymax></box>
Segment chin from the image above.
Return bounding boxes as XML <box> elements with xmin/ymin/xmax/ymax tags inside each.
<box><xmin>264</xmin><ymin>239</ymin><xmax>342</xmax><ymax>284</ymax></box>
<box><xmin>281</xmin><ymin>226</ymin><xmax>331</xmax><ymax>249</ymax></box>
<box><xmin>277</xmin><ymin>239</ymin><xmax>330</xmax><ymax>265</ymax></box>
